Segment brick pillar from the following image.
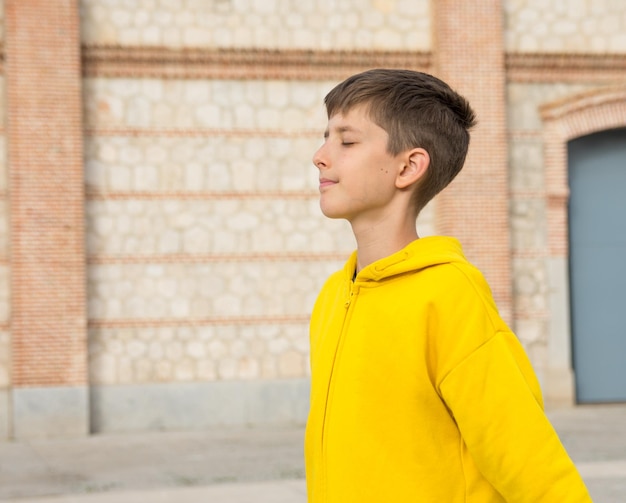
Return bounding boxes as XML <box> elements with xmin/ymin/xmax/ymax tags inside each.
<box><xmin>432</xmin><ymin>0</ymin><xmax>512</xmax><ymax>323</ymax></box>
<box><xmin>6</xmin><ymin>0</ymin><xmax>88</xmax><ymax>438</ymax></box>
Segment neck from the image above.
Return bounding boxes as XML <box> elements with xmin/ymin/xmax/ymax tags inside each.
<box><xmin>351</xmin><ymin>213</ymin><xmax>419</xmax><ymax>273</ymax></box>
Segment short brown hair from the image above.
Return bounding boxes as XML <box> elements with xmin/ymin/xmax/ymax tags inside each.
<box><xmin>324</xmin><ymin>69</ymin><xmax>476</xmax><ymax>213</ymax></box>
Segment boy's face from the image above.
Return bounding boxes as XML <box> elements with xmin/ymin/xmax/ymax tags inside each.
<box><xmin>312</xmin><ymin>105</ymin><xmax>406</xmax><ymax>224</ymax></box>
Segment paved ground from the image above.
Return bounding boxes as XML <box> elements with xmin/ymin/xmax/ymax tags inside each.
<box><xmin>1</xmin><ymin>404</ymin><xmax>625</xmax><ymax>502</ymax></box>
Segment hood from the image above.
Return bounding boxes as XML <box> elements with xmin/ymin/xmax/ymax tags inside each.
<box><xmin>346</xmin><ymin>236</ymin><xmax>468</xmax><ymax>283</ymax></box>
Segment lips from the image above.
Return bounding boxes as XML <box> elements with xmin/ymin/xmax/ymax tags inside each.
<box><xmin>319</xmin><ymin>178</ymin><xmax>337</xmax><ymax>189</ymax></box>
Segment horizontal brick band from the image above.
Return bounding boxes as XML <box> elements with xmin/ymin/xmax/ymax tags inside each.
<box><xmin>86</xmin><ymin>190</ymin><xmax>318</xmax><ymax>200</ymax></box>
<box><xmin>84</xmin><ymin>128</ymin><xmax>322</xmax><ymax>138</ymax></box>
<box><xmin>507</xmin><ymin>52</ymin><xmax>626</xmax><ymax>83</ymax></box>
<box><xmin>81</xmin><ymin>45</ymin><xmax>432</xmax><ymax>80</ymax></box>
<box><xmin>88</xmin><ymin>252</ymin><xmax>349</xmax><ymax>265</ymax></box>
<box><xmin>0</xmin><ymin>45</ymin><xmax>622</xmax><ymax>83</ymax></box>
<box><xmin>89</xmin><ymin>315</ymin><xmax>310</xmax><ymax>328</ymax></box>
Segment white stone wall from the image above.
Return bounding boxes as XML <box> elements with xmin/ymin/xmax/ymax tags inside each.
<box><xmin>85</xmin><ymin>75</ymin><xmax>355</xmax><ymax>386</ymax></box>
<box><xmin>85</xmin><ymin>136</ymin><xmax>322</xmax><ymax>194</ymax></box>
<box><xmin>416</xmin><ymin>200</ymin><xmax>435</xmax><ymax>237</ymax></box>
<box><xmin>86</xmin><ymin>199</ymin><xmax>353</xmax><ymax>255</ymax></box>
<box><xmin>80</xmin><ymin>0</ymin><xmax>432</xmax><ymax>51</ymax></box>
<box><xmin>508</xmin><ymin>83</ymin><xmax>594</xmax><ymax>132</ymax></box>
<box><xmin>83</xmin><ymin>78</ymin><xmax>332</xmax><ymax>130</ymax></box>
<box><xmin>90</xmin><ymin>321</ymin><xmax>319</xmax><ymax>386</ymax></box>
<box><xmin>88</xmin><ymin>260</ymin><xmax>340</xmax><ymax>320</ymax></box>
<box><xmin>504</xmin><ymin>0</ymin><xmax>626</xmax><ymax>52</ymax></box>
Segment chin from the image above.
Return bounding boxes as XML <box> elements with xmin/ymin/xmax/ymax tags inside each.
<box><xmin>319</xmin><ymin>204</ymin><xmax>347</xmax><ymax>220</ymax></box>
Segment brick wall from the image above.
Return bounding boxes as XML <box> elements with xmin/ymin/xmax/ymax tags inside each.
<box><xmin>432</xmin><ymin>0</ymin><xmax>512</xmax><ymax>322</ymax></box>
<box><xmin>5</xmin><ymin>0</ymin><xmax>88</xmax><ymax>437</ymax></box>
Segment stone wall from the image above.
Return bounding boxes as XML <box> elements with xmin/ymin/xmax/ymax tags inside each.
<box><xmin>80</xmin><ymin>0</ymin><xmax>432</xmax><ymax>50</ymax></box>
<box><xmin>504</xmin><ymin>0</ymin><xmax>626</xmax><ymax>52</ymax></box>
<box><xmin>84</xmin><ymin>74</ymin><xmax>355</xmax><ymax>401</ymax></box>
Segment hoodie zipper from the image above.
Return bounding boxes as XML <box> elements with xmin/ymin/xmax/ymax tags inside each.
<box><xmin>320</xmin><ymin>280</ymin><xmax>358</xmax><ymax>499</ymax></box>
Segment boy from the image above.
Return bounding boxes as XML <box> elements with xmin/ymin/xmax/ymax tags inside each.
<box><xmin>305</xmin><ymin>69</ymin><xmax>592</xmax><ymax>502</ymax></box>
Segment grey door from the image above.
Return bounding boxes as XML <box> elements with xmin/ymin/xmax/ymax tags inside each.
<box><xmin>568</xmin><ymin>127</ymin><xmax>626</xmax><ymax>403</ymax></box>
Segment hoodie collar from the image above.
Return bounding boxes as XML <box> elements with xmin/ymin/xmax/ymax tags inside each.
<box><xmin>345</xmin><ymin>236</ymin><xmax>466</xmax><ymax>283</ymax></box>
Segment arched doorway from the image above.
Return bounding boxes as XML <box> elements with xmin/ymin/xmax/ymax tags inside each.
<box><xmin>568</xmin><ymin>127</ymin><xmax>626</xmax><ymax>403</ymax></box>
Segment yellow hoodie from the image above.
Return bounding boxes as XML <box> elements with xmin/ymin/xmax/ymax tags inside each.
<box><xmin>305</xmin><ymin>237</ymin><xmax>591</xmax><ymax>502</ymax></box>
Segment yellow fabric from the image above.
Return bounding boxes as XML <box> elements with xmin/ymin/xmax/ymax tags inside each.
<box><xmin>305</xmin><ymin>236</ymin><xmax>591</xmax><ymax>502</ymax></box>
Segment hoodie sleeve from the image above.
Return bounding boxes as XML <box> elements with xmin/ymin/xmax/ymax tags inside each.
<box><xmin>439</xmin><ymin>331</ymin><xmax>592</xmax><ymax>502</ymax></box>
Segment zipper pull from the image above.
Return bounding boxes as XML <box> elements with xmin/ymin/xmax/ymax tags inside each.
<box><xmin>344</xmin><ymin>288</ymin><xmax>354</xmax><ymax>308</ymax></box>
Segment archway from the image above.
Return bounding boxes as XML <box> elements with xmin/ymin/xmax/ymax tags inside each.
<box><xmin>540</xmin><ymin>85</ymin><xmax>626</xmax><ymax>405</ymax></box>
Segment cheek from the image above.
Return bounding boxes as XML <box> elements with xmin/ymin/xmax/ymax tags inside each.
<box><xmin>367</xmin><ymin>163</ymin><xmax>398</xmax><ymax>199</ymax></box>
<box><xmin>370</xmin><ymin>159</ymin><xmax>395</xmax><ymax>184</ymax></box>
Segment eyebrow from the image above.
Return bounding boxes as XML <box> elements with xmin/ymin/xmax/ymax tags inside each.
<box><xmin>323</xmin><ymin>125</ymin><xmax>362</xmax><ymax>138</ymax></box>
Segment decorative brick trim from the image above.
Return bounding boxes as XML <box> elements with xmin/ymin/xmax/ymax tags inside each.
<box><xmin>84</xmin><ymin>127</ymin><xmax>320</xmax><ymax>138</ymax></box>
<box><xmin>85</xmin><ymin>190</ymin><xmax>317</xmax><ymax>200</ymax></box>
<box><xmin>514</xmin><ymin>309</ymin><xmax>550</xmax><ymax>320</ymax></box>
<box><xmin>82</xmin><ymin>45</ymin><xmax>432</xmax><ymax>80</ymax></box>
<box><xmin>87</xmin><ymin>252</ymin><xmax>349</xmax><ymax>265</ymax></box>
<box><xmin>541</xmin><ymin>85</ymin><xmax>626</xmax><ymax>257</ymax></box>
<box><xmin>507</xmin><ymin>52</ymin><xmax>626</xmax><ymax>83</ymax></box>
<box><xmin>1</xmin><ymin>44</ymin><xmax>624</xmax><ymax>84</ymax></box>
<box><xmin>89</xmin><ymin>315</ymin><xmax>310</xmax><ymax>328</ymax></box>
<box><xmin>540</xmin><ymin>85</ymin><xmax>626</xmax><ymax>124</ymax></box>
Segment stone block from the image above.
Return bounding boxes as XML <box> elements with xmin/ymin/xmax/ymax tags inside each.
<box><xmin>12</xmin><ymin>387</ymin><xmax>89</xmax><ymax>439</ymax></box>
<box><xmin>90</xmin><ymin>378</ymin><xmax>310</xmax><ymax>432</ymax></box>
<box><xmin>0</xmin><ymin>389</ymin><xmax>8</xmax><ymax>440</ymax></box>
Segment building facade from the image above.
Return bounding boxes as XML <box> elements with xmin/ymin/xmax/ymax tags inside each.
<box><xmin>1</xmin><ymin>0</ymin><xmax>625</xmax><ymax>439</ymax></box>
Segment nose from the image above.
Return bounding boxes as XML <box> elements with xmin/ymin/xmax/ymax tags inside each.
<box><xmin>312</xmin><ymin>143</ymin><xmax>328</xmax><ymax>170</ymax></box>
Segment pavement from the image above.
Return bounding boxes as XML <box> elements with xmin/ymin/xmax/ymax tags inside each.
<box><xmin>1</xmin><ymin>404</ymin><xmax>625</xmax><ymax>502</ymax></box>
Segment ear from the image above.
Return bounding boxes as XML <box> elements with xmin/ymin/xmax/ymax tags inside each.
<box><xmin>395</xmin><ymin>148</ymin><xmax>429</xmax><ymax>189</ymax></box>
